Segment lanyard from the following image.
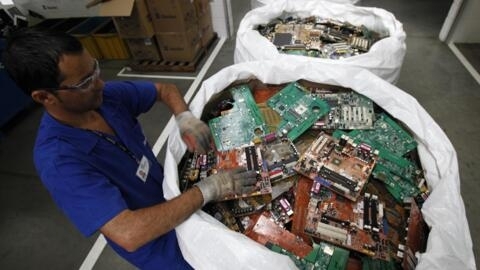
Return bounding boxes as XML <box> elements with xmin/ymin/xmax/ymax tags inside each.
<box><xmin>88</xmin><ymin>130</ymin><xmax>139</xmax><ymax>164</ymax></box>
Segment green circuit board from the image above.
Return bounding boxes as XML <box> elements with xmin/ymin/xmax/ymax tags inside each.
<box><xmin>282</xmin><ymin>49</ymin><xmax>322</xmax><ymax>57</ymax></box>
<box><xmin>209</xmin><ymin>85</ymin><xmax>267</xmax><ymax>151</ymax></box>
<box><xmin>332</xmin><ymin>129</ymin><xmax>419</xmax><ymax>181</ymax></box>
<box><xmin>373</xmin><ymin>164</ymin><xmax>420</xmax><ymax>202</ymax></box>
<box><xmin>333</xmin><ymin>124</ymin><xmax>422</xmax><ymax>202</ymax></box>
<box><xmin>267</xmin><ymin>242</ymin><xmax>349</xmax><ymax>270</ymax></box>
<box><xmin>361</xmin><ymin>257</ymin><xmax>397</xmax><ymax>270</ymax></box>
<box><xmin>313</xmin><ymin>90</ymin><xmax>375</xmax><ymax>130</ymax></box>
<box><xmin>343</xmin><ymin>113</ymin><xmax>417</xmax><ymax>156</ymax></box>
<box><xmin>267</xmin><ymin>82</ymin><xmax>330</xmax><ymax>141</ymax></box>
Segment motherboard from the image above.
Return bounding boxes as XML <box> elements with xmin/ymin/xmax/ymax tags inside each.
<box><xmin>209</xmin><ymin>84</ymin><xmax>267</xmax><ymax>151</ymax></box>
<box><xmin>304</xmin><ymin>185</ymin><xmax>391</xmax><ymax>260</ymax></box>
<box><xmin>294</xmin><ymin>132</ymin><xmax>378</xmax><ymax>201</ymax></box>
<box><xmin>257</xmin><ymin>16</ymin><xmax>387</xmax><ymax>59</ymax></box>
<box><xmin>179</xmin><ymin>144</ymin><xmax>272</xmax><ymax>201</ymax></box>
<box><xmin>311</xmin><ymin>89</ymin><xmax>375</xmax><ymax>130</ymax></box>
<box><xmin>267</xmin><ymin>82</ymin><xmax>330</xmax><ymax>141</ymax></box>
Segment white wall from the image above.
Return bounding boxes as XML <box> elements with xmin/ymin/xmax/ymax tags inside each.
<box><xmin>448</xmin><ymin>0</ymin><xmax>480</xmax><ymax>43</ymax></box>
<box><xmin>210</xmin><ymin>0</ymin><xmax>231</xmax><ymax>38</ymax></box>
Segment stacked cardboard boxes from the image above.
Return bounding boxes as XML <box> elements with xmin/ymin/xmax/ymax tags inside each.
<box><xmin>113</xmin><ymin>0</ymin><xmax>161</xmax><ymax>60</ymax></box>
<box><xmin>112</xmin><ymin>0</ymin><xmax>215</xmax><ymax>63</ymax></box>
<box><xmin>146</xmin><ymin>0</ymin><xmax>201</xmax><ymax>62</ymax></box>
<box><xmin>194</xmin><ymin>0</ymin><xmax>215</xmax><ymax>47</ymax></box>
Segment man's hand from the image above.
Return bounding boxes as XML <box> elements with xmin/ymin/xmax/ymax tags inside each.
<box><xmin>195</xmin><ymin>168</ymin><xmax>258</xmax><ymax>205</ymax></box>
<box><xmin>175</xmin><ymin>111</ymin><xmax>213</xmax><ymax>154</ymax></box>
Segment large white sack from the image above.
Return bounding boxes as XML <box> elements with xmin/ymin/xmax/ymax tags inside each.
<box><xmin>163</xmin><ymin>59</ymin><xmax>475</xmax><ymax>270</ymax></box>
<box><xmin>235</xmin><ymin>0</ymin><xmax>406</xmax><ymax>83</ymax></box>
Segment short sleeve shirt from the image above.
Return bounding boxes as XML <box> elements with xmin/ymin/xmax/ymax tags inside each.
<box><xmin>33</xmin><ymin>81</ymin><xmax>191</xmax><ymax>269</ymax></box>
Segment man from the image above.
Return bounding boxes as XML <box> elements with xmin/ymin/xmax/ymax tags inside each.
<box><xmin>3</xmin><ymin>28</ymin><xmax>256</xmax><ymax>269</ymax></box>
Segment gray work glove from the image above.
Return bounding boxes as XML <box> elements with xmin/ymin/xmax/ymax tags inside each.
<box><xmin>176</xmin><ymin>111</ymin><xmax>213</xmax><ymax>154</ymax></box>
<box><xmin>196</xmin><ymin>168</ymin><xmax>258</xmax><ymax>205</ymax></box>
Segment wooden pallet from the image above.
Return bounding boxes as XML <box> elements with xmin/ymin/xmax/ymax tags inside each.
<box><xmin>127</xmin><ymin>33</ymin><xmax>218</xmax><ymax>72</ymax></box>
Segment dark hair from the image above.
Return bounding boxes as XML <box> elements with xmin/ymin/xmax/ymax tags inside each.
<box><xmin>2</xmin><ymin>28</ymin><xmax>83</xmax><ymax>95</ymax></box>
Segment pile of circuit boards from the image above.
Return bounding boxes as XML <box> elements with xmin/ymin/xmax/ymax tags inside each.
<box><xmin>178</xmin><ymin>80</ymin><xmax>429</xmax><ymax>269</ymax></box>
<box><xmin>257</xmin><ymin>16</ymin><xmax>387</xmax><ymax>59</ymax></box>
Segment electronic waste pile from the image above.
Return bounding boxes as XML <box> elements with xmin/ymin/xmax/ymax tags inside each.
<box><xmin>178</xmin><ymin>80</ymin><xmax>430</xmax><ymax>270</ymax></box>
<box><xmin>257</xmin><ymin>16</ymin><xmax>387</xmax><ymax>59</ymax></box>
<box><xmin>235</xmin><ymin>1</ymin><xmax>407</xmax><ymax>84</ymax></box>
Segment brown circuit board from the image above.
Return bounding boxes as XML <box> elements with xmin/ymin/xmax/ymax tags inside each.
<box><xmin>211</xmin><ymin>145</ymin><xmax>272</xmax><ymax>200</ymax></box>
<box><xmin>245</xmin><ymin>212</ymin><xmax>313</xmax><ymax>258</ymax></box>
<box><xmin>291</xmin><ymin>176</ymin><xmax>314</xmax><ymax>244</ymax></box>
<box><xmin>402</xmin><ymin>198</ymin><xmax>429</xmax><ymax>270</ymax></box>
<box><xmin>294</xmin><ymin>131</ymin><xmax>378</xmax><ymax>201</ymax></box>
<box><xmin>178</xmin><ymin>144</ymin><xmax>272</xmax><ymax>201</ymax></box>
<box><xmin>179</xmin><ymin>130</ymin><xmax>300</xmax><ymax>195</ymax></box>
<box><xmin>363</xmin><ymin>178</ymin><xmax>408</xmax><ymax>262</ymax></box>
<box><xmin>268</xmin><ymin>186</ymin><xmax>295</xmax><ymax>227</ymax></box>
<box><xmin>252</xmin><ymin>85</ymin><xmax>283</xmax><ymax>103</ymax></box>
<box><xmin>304</xmin><ymin>186</ymin><xmax>391</xmax><ymax>261</ymax></box>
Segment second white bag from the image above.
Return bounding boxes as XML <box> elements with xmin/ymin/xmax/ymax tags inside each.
<box><xmin>235</xmin><ymin>0</ymin><xmax>406</xmax><ymax>83</ymax></box>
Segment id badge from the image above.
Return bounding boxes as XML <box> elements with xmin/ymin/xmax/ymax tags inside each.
<box><xmin>136</xmin><ymin>155</ymin><xmax>150</xmax><ymax>182</ymax></box>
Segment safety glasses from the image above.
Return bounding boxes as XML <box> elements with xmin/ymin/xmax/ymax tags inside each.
<box><xmin>47</xmin><ymin>59</ymin><xmax>100</xmax><ymax>92</ymax></box>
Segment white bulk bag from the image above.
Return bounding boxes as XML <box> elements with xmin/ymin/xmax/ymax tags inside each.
<box><xmin>235</xmin><ymin>0</ymin><xmax>406</xmax><ymax>83</ymax></box>
<box><xmin>163</xmin><ymin>59</ymin><xmax>475</xmax><ymax>270</ymax></box>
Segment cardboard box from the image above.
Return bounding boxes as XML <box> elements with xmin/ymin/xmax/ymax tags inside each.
<box><xmin>194</xmin><ymin>0</ymin><xmax>210</xmax><ymax>17</ymax></box>
<box><xmin>125</xmin><ymin>36</ymin><xmax>162</xmax><ymax>60</ymax></box>
<box><xmin>194</xmin><ymin>0</ymin><xmax>213</xmax><ymax>47</ymax></box>
<box><xmin>112</xmin><ymin>0</ymin><xmax>154</xmax><ymax>38</ymax></box>
<box><xmin>197</xmin><ymin>4</ymin><xmax>212</xmax><ymax>29</ymax></box>
<box><xmin>199</xmin><ymin>23</ymin><xmax>215</xmax><ymax>47</ymax></box>
<box><xmin>155</xmin><ymin>26</ymin><xmax>201</xmax><ymax>62</ymax></box>
<box><xmin>68</xmin><ymin>17</ymin><xmax>110</xmax><ymax>59</ymax></box>
<box><xmin>194</xmin><ymin>1</ymin><xmax>214</xmax><ymax>48</ymax></box>
<box><xmin>15</xmin><ymin>0</ymin><xmax>135</xmax><ymax>19</ymax></box>
<box><xmin>93</xmin><ymin>20</ymin><xmax>130</xmax><ymax>60</ymax></box>
<box><xmin>146</xmin><ymin>0</ymin><xmax>198</xmax><ymax>33</ymax></box>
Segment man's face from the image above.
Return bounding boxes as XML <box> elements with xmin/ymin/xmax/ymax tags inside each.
<box><xmin>52</xmin><ymin>50</ymin><xmax>105</xmax><ymax>113</ymax></box>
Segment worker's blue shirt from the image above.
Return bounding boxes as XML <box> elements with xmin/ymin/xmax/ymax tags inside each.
<box><xmin>33</xmin><ymin>81</ymin><xmax>192</xmax><ymax>270</ymax></box>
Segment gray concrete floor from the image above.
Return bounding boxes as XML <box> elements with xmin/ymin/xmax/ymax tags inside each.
<box><xmin>457</xmin><ymin>43</ymin><xmax>480</xmax><ymax>74</ymax></box>
<box><xmin>1</xmin><ymin>0</ymin><xmax>478</xmax><ymax>269</ymax></box>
